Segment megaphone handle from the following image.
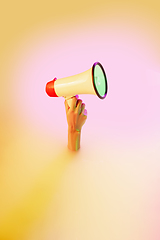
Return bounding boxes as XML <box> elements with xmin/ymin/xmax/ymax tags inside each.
<box><xmin>64</xmin><ymin>96</ymin><xmax>76</xmax><ymax>109</ymax></box>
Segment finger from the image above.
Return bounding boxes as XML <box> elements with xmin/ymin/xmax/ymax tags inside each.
<box><xmin>75</xmin><ymin>95</ymin><xmax>79</xmax><ymax>99</ymax></box>
<box><xmin>65</xmin><ymin>96</ymin><xmax>78</xmax><ymax>111</ymax></box>
<box><xmin>83</xmin><ymin>109</ymin><xmax>87</xmax><ymax>117</ymax></box>
<box><xmin>64</xmin><ymin>100</ymin><xmax>69</xmax><ymax>112</ymax></box>
<box><xmin>69</xmin><ymin>96</ymin><xmax>78</xmax><ymax>111</ymax></box>
<box><xmin>80</xmin><ymin>103</ymin><xmax>85</xmax><ymax>115</ymax></box>
<box><xmin>75</xmin><ymin>99</ymin><xmax>82</xmax><ymax>114</ymax></box>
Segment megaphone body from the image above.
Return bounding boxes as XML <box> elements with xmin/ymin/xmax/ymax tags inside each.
<box><xmin>46</xmin><ymin>62</ymin><xmax>108</xmax><ymax>101</ymax></box>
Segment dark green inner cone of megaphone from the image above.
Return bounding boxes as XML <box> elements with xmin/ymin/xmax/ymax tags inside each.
<box><xmin>92</xmin><ymin>62</ymin><xmax>108</xmax><ymax>99</ymax></box>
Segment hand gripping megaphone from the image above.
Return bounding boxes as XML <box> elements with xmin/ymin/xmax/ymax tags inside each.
<box><xmin>45</xmin><ymin>62</ymin><xmax>108</xmax><ymax>105</ymax></box>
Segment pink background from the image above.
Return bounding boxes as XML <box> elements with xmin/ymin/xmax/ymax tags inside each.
<box><xmin>0</xmin><ymin>1</ymin><xmax>160</xmax><ymax>239</ymax></box>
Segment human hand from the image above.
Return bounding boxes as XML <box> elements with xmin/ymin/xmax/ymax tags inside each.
<box><xmin>64</xmin><ymin>95</ymin><xmax>87</xmax><ymax>151</ymax></box>
<box><xmin>64</xmin><ymin>95</ymin><xmax>87</xmax><ymax>132</ymax></box>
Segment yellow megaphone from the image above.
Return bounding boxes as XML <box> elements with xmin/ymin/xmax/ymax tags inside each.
<box><xmin>45</xmin><ymin>62</ymin><xmax>108</xmax><ymax>103</ymax></box>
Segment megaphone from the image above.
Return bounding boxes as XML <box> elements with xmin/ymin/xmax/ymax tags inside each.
<box><xmin>45</xmin><ymin>62</ymin><xmax>108</xmax><ymax>102</ymax></box>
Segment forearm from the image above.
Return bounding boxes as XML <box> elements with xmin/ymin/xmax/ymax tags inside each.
<box><xmin>68</xmin><ymin>127</ymin><xmax>81</xmax><ymax>151</ymax></box>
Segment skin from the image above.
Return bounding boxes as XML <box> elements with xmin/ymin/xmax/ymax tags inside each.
<box><xmin>64</xmin><ymin>95</ymin><xmax>87</xmax><ymax>151</ymax></box>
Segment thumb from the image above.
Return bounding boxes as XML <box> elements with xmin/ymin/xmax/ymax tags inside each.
<box><xmin>64</xmin><ymin>99</ymin><xmax>69</xmax><ymax>112</ymax></box>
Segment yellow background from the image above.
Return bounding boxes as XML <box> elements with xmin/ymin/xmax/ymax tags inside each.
<box><xmin>0</xmin><ymin>1</ymin><xmax>160</xmax><ymax>240</ymax></box>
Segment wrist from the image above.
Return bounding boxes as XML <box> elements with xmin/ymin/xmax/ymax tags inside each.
<box><xmin>68</xmin><ymin>126</ymin><xmax>81</xmax><ymax>133</ymax></box>
<box><xmin>68</xmin><ymin>127</ymin><xmax>81</xmax><ymax>151</ymax></box>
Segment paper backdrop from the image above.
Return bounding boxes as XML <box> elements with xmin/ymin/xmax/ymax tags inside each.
<box><xmin>0</xmin><ymin>1</ymin><xmax>160</xmax><ymax>239</ymax></box>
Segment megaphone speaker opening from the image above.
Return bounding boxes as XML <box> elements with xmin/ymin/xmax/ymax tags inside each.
<box><xmin>92</xmin><ymin>62</ymin><xmax>107</xmax><ymax>99</ymax></box>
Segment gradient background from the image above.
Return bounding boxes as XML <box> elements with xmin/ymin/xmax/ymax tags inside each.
<box><xmin>0</xmin><ymin>0</ymin><xmax>160</xmax><ymax>239</ymax></box>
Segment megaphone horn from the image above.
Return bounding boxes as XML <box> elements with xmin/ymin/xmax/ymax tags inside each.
<box><xmin>45</xmin><ymin>62</ymin><xmax>108</xmax><ymax>100</ymax></box>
